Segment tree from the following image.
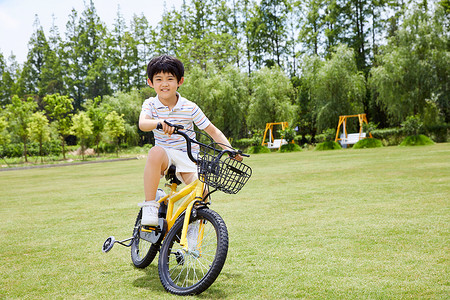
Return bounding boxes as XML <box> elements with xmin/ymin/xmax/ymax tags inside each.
<box><xmin>369</xmin><ymin>3</ymin><xmax>450</xmax><ymax>125</ymax></box>
<box><xmin>247</xmin><ymin>67</ymin><xmax>296</xmax><ymax>131</ymax></box>
<box><xmin>295</xmin><ymin>54</ymin><xmax>323</xmax><ymax>141</ymax></box>
<box><xmin>28</xmin><ymin>111</ymin><xmax>51</xmax><ymax>162</ymax></box>
<box><xmin>0</xmin><ymin>115</ymin><xmax>11</xmax><ymax>164</ymax></box>
<box><xmin>311</xmin><ymin>44</ymin><xmax>366</xmax><ymax>130</ymax></box>
<box><xmin>70</xmin><ymin>111</ymin><xmax>93</xmax><ymax>159</ymax></box>
<box><xmin>5</xmin><ymin>96</ymin><xmax>37</xmax><ymax>162</ymax></box>
<box><xmin>104</xmin><ymin>111</ymin><xmax>126</xmax><ymax>156</ymax></box>
<box><xmin>83</xmin><ymin>97</ymin><xmax>107</xmax><ymax>154</ymax></box>
<box><xmin>258</xmin><ymin>0</ymin><xmax>291</xmax><ymax>67</ymax></box>
<box><xmin>179</xmin><ymin>65</ymin><xmax>249</xmax><ymax>140</ymax></box>
<box><xmin>43</xmin><ymin>93</ymin><xmax>73</xmax><ymax>159</ymax></box>
<box><xmin>297</xmin><ymin>0</ymin><xmax>326</xmax><ymax>56</ymax></box>
<box><xmin>0</xmin><ymin>53</ymin><xmax>15</xmax><ymax>107</ymax></box>
<box><xmin>17</xmin><ymin>16</ymin><xmax>51</xmax><ymax>98</ymax></box>
<box><xmin>62</xmin><ymin>1</ymin><xmax>110</xmax><ymax>109</ymax></box>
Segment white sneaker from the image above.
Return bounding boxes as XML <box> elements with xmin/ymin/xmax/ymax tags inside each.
<box><xmin>187</xmin><ymin>221</ymin><xmax>200</xmax><ymax>251</ymax></box>
<box><xmin>138</xmin><ymin>201</ymin><xmax>159</xmax><ymax>226</ymax></box>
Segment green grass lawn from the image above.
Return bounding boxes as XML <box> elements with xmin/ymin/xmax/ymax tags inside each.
<box><xmin>1</xmin><ymin>144</ymin><xmax>449</xmax><ymax>299</ymax></box>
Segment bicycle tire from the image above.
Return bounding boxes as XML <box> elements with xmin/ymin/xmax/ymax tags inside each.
<box><xmin>131</xmin><ymin>208</ymin><xmax>159</xmax><ymax>268</ymax></box>
<box><xmin>158</xmin><ymin>208</ymin><xmax>228</xmax><ymax>295</ymax></box>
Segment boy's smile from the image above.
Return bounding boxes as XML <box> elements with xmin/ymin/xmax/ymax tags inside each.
<box><xmin>148</xmin><ymin>72</ymin><xmax>184</xmax><ymax>107</ymax></box>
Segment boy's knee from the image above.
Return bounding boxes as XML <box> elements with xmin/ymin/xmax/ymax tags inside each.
<box><xmin>147</xmin><ymin>146</ymin><xmax>168</xmax><ymax>166</ymax></box>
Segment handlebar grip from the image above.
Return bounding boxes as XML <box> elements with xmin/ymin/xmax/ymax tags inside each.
<box><xmin>156</xmin><ymin>120</ymin><xmax>184</xmax><ymax>131</ymax></box>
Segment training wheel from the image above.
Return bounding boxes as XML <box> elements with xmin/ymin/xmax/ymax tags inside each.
<box><xmin>102</xmin><ymin>236</ymin><xmax>116</xmax><ymax>253</ymax></box>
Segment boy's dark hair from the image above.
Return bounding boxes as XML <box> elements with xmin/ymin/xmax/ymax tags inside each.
<box><xmin>146</xmin><ymin>55</ymin><xmax>184</xmax><ymax>83</ymax></box>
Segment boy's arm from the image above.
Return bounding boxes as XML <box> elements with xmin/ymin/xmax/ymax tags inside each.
<box><xmin>139</xmin><ymin>113</ymin><xmax>159</xmax><ymax>132</ymax></box>
<box><xmin>204</xmin><ymin>123</ymin><xmax>243</xmax><ymax>161</ymax></box>
<box><xmin>139</xmin><ymin>114</ymin><xmax>175</xmax><ymax>135</ymax></box>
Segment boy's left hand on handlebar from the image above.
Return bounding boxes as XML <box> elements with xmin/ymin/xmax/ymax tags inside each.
<box><xmin>233</xmin><ymin>154</ymin><xmax>244</xmax><ymax>161</ymax></box>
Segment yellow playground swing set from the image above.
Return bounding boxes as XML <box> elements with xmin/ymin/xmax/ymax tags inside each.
<box><xmin>334</xmin><ymin>114</ymin><xmax>372</xmax><ymax>148</ymax></box>
<box><xmin>261</xmin><ymin>122</ymin><xmax>289</xmax><ymax>150</ymax></box>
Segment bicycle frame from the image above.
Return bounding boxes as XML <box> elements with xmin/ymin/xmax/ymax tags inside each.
<box><xmin>152</xmin><ymin>177</ymin><xmax>207</xmax><ymax>251</ymax></box>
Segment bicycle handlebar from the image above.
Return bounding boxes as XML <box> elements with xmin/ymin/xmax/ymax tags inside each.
<box><xmin>156</xmin><ymin>120</ymin><xmax>248</xmax><ymax>164</ymax></box>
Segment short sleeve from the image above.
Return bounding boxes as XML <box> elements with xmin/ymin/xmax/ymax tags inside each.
<box><xmin>141</xmin><ymin>98</ymin><xmax>154</xmax><ymax>118</ymax></box>
<box><xmin>192</xmin><ymin>104</ymin><xmax>211</xmax><ymax>130</ymax></box>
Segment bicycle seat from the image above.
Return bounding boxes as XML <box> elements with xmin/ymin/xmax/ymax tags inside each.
<box><xmin>165</xmin><ymin>165</ymin><xmax>182</xmax><ymax>185</ymax></box>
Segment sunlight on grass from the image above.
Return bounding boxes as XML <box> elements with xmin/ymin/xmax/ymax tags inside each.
<box><xmin>1</xmin><ymin>143</ymin><xmax>449</xmax><ymax>298</ymax></box>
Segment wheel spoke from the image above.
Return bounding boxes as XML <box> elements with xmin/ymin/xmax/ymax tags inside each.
<box><xmin>159</xmin><ymin>209</ymin><xmax>228</xmax><ymax>295</ymax></box>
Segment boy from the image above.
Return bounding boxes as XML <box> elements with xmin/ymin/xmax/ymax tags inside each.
<box><xmin>138</xmin><ymin>55</ymin><xmax>241</xmax><ymax>226</ymax></box>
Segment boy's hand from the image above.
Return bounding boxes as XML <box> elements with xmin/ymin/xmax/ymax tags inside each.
<box><xmin>233</xmin><ymin>154</ymin><xmax>244</xmax><ymax>161</ymax></box>
<box><xmin>160</xmin><ymin>121</ymin><xmax>175</xmax><ymax>136</ymax></box>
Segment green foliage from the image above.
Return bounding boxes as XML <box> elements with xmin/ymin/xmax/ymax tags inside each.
<box><xmin>1</xmin><ymin>141</ymin><xmax>62</xmax><ymax>158</ymax></box>
<box><xmin>371</xmin><ymin>128</ymin><xmax>404</xmax><ymax>146</ymax></box>
<box><xmin>369</xmin><ymin>4</ymin><xmax>450</xmax><ymax>125</ymax></box>
<box><xmin>401</xmin><ymin>115</ymin><xmax>423</xmax><ymax>136</ymax></box>
<box><xmin>43</xmin><ymin>93</ymin><xmax>73</xmax><ymax>159</ymax></box>
<box><xmin>0</xmin><ymin>115</ymin><xmax>10</xmax><ymax>146</ymax></box>
<box><xmin>279</xmin><ymin>127</ymin><xmax>296</xmax><ymax>143</ymax></box>
<box><xmin>311</xmin><ymin>44</ymin><xmax>366</xmax><ymax>131</ymax></box>
<box><xmin>423</xmin><ymin>123</ymin><xmax>449</xmax><ymax>143</ymax></box>
<box><xmin>353</xmin><ymin>138</ymin><xmax>383</xmax><ymax>149</ymax></box>
<box><xmin>84</xmin><ymin>97</ymin><xmax>107</xmax><ymax>154</ymax></box>
<box><xmin>279</xmin><ymin>143</ymin><xmax>302</xmax><ymax>152</ymax></box>
<box><xmin>28</xmin><ymin>112</ymin><xmax>51</xmax><ymax>159</ymax></box>
<box><xmin>70</xmin><ymin>111</ymin><xmax>93</xmax><ymax>159</ymax></box>
<box><xmin>247</xmin><ymin>145</ymin><xmax>271</xmax><ymax>154</ymax></box>
<box><xmin>400</xmin><ymin>135</ymin><xmax>435</xmax><ymax>147</ymax></box>
<box><xmin>0</xmin><ymin>0</ymin><xmax>448</xmax><ymax>164</ymax></box>
<box><xmin>247</xmin><ymin>67</ymin><xmax>296</xmax><ymax>131</ymax></box>
<box><xmin>179</xmin><ymin>65</ymin><xmax>248</xmax><ymax>140</ymax></box>
<box><xmin>104</xmin><ymin>111</ymin><xmax>126</xmax><ymax>156</ymax></box>
<box><xmin>315</xmin><ymin>141</ymin><xmax>342</xmax><ymax>151</ymax></box>
<box><xmin>4</xmin><ymin>96</ymin><xmax>37</xmax><ymax>162</ymax></box>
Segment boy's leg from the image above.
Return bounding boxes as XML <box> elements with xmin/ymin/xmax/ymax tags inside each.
<box><xmin>179</xmin><ymin>172</ymin><xmax>197</xmax><ymax>185</ymax></box>
<box><xmin>141</xmin><ymin>146</ymin><xmax>169</xmax><ymax>226</ymax></box>
<box><xmin>143</xmin><ymin>146</ymin><xmax>169</xmax><ymax>201</ymax></box>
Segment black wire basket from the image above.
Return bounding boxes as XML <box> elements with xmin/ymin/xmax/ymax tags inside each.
<box><xmin>197</xmin><ymin>146</ymin><xmax>252</xmax><ymax>194</ymax></box>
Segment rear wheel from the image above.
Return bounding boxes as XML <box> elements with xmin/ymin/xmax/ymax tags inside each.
<box><xmin>131</xmin><ymin>209</ymin><xmax>159</xmax><ymax>268</ymax></box>
<box><xmin>158</xmin><ymin>208</ymin><xmax>228</xmax><ymax>295</ymax></box>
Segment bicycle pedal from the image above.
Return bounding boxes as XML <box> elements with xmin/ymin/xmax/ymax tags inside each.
<box><xmin>141</xmin><ymin>225</ymin><xmax>157</xmax><ymax>232</ymax></box>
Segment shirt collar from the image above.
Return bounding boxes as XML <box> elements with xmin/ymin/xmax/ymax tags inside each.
<box><xmin>155</xmin><ymin>92</ymin><xmax>185</xmax><ymax>110</ymax></box>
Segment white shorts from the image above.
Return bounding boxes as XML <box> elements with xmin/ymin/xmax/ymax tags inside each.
<box><xmin>162</xmin><ymin>147</ymin><xmax>197</xmax><ymax>184</ymax></box>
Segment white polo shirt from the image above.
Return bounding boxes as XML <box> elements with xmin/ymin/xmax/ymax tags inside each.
<box><xmin>140</xmin><ymin>93</ymin><xmax>211</xmax><ymax>153</ymax></box>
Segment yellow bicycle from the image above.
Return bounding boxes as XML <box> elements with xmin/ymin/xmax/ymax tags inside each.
<box><xmin>102</xmin><ymin>121</ymin><xmax>252</xmax><ymax>295</ymax></box>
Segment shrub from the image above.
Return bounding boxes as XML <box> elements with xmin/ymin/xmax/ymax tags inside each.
<box><xmin>353</xmin><ymin>138</ymin><xmax>383</xmax><ymax>149</ymax></box>
<box><xmin>401</xmin><ymin>115</ymin><xmax>423</xmax><ymax>136</ymax></box>
<box><xmin>371</xmin><ymin>128</ymin><xmax>404</xmax><ymax>146</ymax></box>
<box><xmin>248</xmin><ymin>145</ymin><xmax>271</xmax><ymax>154</ymax></box>
<box><xmin>315</xmin><ymin>141</ymin><xmax>342</xmax><ymax>151</ymax></box>
<box><xmin>279</xmin><ymin>127</ymin><xmax>296</xmax><ymax>143</ymax></box>
<box><xmin>279</xmin><ymin>143</ymin><xmax>302</xmax><ymax>152</ymax></box>
<box><xmin>399</xmin><ymin>135</ymin><xmax>434</xmax><ymax>146</ymax></box>
<box><xmin>424</xmin><ymin>124</ymin><xmax>449</xmax><ymax>143</ymax></box>
<box><xmin>234</xmin><ymin>138</ymin><xmax>254</xmax><ymax>150</ymax></box>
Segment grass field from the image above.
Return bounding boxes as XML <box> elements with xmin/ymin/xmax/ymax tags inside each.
<box><xmin>1</xmin><ymin>143</ymin><xmax>449</xmax><ymax>299</ymax></box>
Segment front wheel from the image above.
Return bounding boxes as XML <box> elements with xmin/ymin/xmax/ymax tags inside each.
<box><xmin>131</xmin><ymin>209</ymin><xmax>159</xmax><ymax>268</ymax></box>
<box><xmin>158</xmin><ymin>208</ymin><xmax>228</xmax><ymax>295</ymax></box>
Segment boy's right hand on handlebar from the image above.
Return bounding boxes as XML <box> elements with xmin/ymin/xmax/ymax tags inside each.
<box><xmin>157</xmin><ymin>120</ymin><xmax>179</xmax><ymax>136</ymax></box>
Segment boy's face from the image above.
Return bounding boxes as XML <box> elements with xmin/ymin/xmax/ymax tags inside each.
<box><xmin>147</xmin><ymin>72</ymin><xmax>184</xmax><ymax>102</ymax></box>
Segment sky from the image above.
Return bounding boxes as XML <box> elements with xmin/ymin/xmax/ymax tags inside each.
<box><xmin>0</xmin><ymin>0</ymin><xmax>184</xmax><ymax>64</ymax></box>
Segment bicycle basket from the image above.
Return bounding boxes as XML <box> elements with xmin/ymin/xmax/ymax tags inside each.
<box><xmin>197</xmin><ymin>148</ymin><xmax>252</xmax><ymax>194</ymax></box>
